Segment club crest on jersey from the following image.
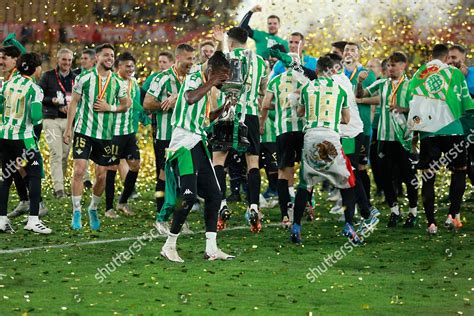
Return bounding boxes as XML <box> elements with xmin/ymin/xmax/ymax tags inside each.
<box><xmin>419</xmin><ymin>65</ymin><xmax>440</xmax><ymax>79</ymax></box>
<box><xmin>424</xmin><ymin>73</ymin><xmax>445</xmax><ymax>94</ymax></box>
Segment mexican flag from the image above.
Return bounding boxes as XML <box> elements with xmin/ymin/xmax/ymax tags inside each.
<box><xmin>407</xmin><ymin>60</ymin><xmax>474</xmax><ymax>132</ymax></box>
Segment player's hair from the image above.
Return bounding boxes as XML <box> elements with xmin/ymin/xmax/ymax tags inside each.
<box><xmin>82</xmin><ymin>49</ymin><xmax>96</xmax><ymax>58</ymax></box>
<box><xmin>316</xmin><ymin>56</ymin><xmax>335</xmax><ymax>73</ymax></box>
<box><xmin>16</xmin><ymin>52</ymin><xmax>42</xmax><ymax>76</ymax></box>
<box><xmin>267</xmin><ymin>15</ymin><xmax>281</xmax><ymax>23</ymax></box>
<box><xmin>175</xmin><ymin>43</ymin><xmax>195</xmax><ymax>56</ymax></box>
<box><xmin>1</xmin><ymin>45</ymin><xmax>21</xmax><ymax>58</ymax></box>
<box><xmin>270</xmin><ymin>44</ymin><xmax>287</xmax><ymax>53</ymax></box>
<box><xmin>345</xmin><ymin>42</ymin><xmax>359</xmax><ymax>50</ymax></box>
<box><xmin>432</xmin><ymin>44</ymin><xmax>449</xmax><ymax>59</ymax></box>
<box><xmin>207</xmin><ymin>51</ymin><xmax>230</xmax><ymax>71</ymax></box>
<box><xmin>115</xmin><ymin>52</ymin><xmax>136</xmax><ymax>67</ymax></box>
<box><xmin>159</xmin><ymin>51</ymin><xmax>174</xmax><ymax>61</ymax></box>
<box><xmin>290</xmin><ymin>32</ymin><xmax>304</xmax><ymax>41</ymax></box>
<box><xmin>331</xmin><ymin>41</ymin><xmax>347</xmax><ymax>52</ymax></box>
<box><xmin>227</xmin><ymin>27</ymin><xmax>248</xmax><ymax>45</ymax></box>
<box><xmin>57</xmin><ymin>48</ymin><xmax>74</xmax><ymax>58</ymax></box>
<box><xmin>449</xmin><ymin>44</ymin><xmax>466</xmax><ymax>56</ymax></box>
<box><xmin>388</xmin><ymin>51</ymin><xmax>408</xmax><ymax>63</ymax></box>
<box><xmin>381</xmin><ymin>58</ymin><xmax>388</xmax><ymax>70</ymax></box>
<box><xmin>325</xmin><ymin>53</ymin><xmax>343</xmax><ymax>64</ymax></box>
<box><xmin>199</xmin><ymin>41</ymin><xmax>215</xmax><ymax>49</ymax></box>
<box><xmin>95</xmin><ymin>43</ymin><xmax>115</xmax><ymax>54</ymax></box>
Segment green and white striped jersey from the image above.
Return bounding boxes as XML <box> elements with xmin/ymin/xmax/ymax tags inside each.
<box><xmin>73</xmin><ymin>67</ymin><xmax>127</xmax><ymax>140</ymax></box>
<box><xmin>301</xmin><ymin>77</ymin><xmax>348</xmax><ymax>133</ymax></box>
<box><xmin>267</xmin><ymin>70</ymin><xmax>305</xmax><ymax>136</ymax></box>
<box><xmin>261</xmin><ymin>109</ymin><xmax>277</xmax><ymax>143</ymax></box>
<box><xmin>171</xmin><ymin>71</ymin><xmax>209</xmax><ymax>137</ymax></box>
<box><xmin>142</xmin><ymin>71</ymin><xmax>159</xmax><ymax>93</ymax></box>
<box><xmin>367</xmin><ymin>75</ymin><xmax>410</xmax><ymax>142</ymax></box>
<box><xmin>225</xmin><ymin>48</ymin><xmax>267</xmax><ymax>117</ymax></box>
<box><xmin>113</xmin><ymin>76</ymin><xmax>139</xmax><ymax>136</ymax></box>
<box><xmin>0</xmin><ymin>75</ymin><xmax>43</xmax><ymax>140</ymax></box>
<box><xmin>147</xmin><ymin>66</ymin><xmax>183</xmax><ymax>140</ymax></box>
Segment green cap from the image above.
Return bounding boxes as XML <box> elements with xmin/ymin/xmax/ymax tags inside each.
<box><xmin>2</xmin><ymin>33</ymin><xmax>27</xmax><ymax>54</ymax></box>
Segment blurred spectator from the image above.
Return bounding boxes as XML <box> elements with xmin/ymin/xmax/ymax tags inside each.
<box><xmin>39</xmin><ymin>48</ymin><xmax>76</xmax><ymax>198</ymax></box>
<box><xmin>59</xmin><ymin>25</ymin><xmax>67</xmax><ymax>44</ymax></box>
<box><xmin>20</xmin><ymin>22</ymin><xmax>34</xmax><ymax>44</ymax></box>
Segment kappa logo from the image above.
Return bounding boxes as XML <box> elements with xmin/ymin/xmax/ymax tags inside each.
<box><xmin>184</xmin><ymin>189</ymin><xmax>193</xmax><ymax>195</ymax></box>
<box><xmin>31</xmin><ymin>161</ymin><xmax>39</xmax><ymax>166</ymax></box>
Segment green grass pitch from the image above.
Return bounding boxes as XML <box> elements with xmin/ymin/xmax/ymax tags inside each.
<box><xmin>1</xmin><ymin>185</ymin><xmax>473</xmax><ymax>315</ymax></box>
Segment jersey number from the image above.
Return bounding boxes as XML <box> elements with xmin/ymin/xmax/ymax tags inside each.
<box><xmin>4</xmin><ymin>88</ymin><xmax>26</xmax><ymax>119</ymax></box>
<box><xmin>308</xmin><ymin>87</ymin><xmax>336</xmax><ymax>125</ymax></box>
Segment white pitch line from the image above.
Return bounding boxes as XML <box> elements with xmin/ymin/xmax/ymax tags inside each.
<box><xmin>0</xmin><ymin>223</ymin><xmax>280</xmax><ymax>255</ymax></box>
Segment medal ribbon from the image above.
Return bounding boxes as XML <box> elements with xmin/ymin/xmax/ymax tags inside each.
<box><xmin>172</xmin><ymin>65</ymin><xmax>185</xmax><ymax>84</ymax></box>
<box><xmin>390</xmin><ymin>75</ymin><xmax>406</xmax><ymax>107</ymax></box>
<box><xmin>97</xmin><ymin>70</ymin><xmax>112</xmax><ymax>100</ymax></box>
<box><xmin>349</xmin><ymin>68</ymin><xmax>357</xmax><ymax>81</ymax></box>
<box><xmin>55</xmin><ymin>69</ymin><xmax>74</xmax><ymax>95</ymax></box>
<box><xmin>7</xmin><ymin>67</ymin><xmax>17</xmax><ymax>81</ymax></box>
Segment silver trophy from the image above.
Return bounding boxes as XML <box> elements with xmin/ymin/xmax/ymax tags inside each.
<box><xmin>211</xmin><ymin>51</ymin><xmax>252</xmax><ymax>150</ymax></box>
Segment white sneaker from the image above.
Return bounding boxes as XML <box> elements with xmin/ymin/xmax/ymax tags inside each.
<box><xmin>204</xmin><ymin>248</ymin><xmax>235</xmax><ymax>261</ymax></box>
<box><xmin>181</xmin><ymin>221</ymin><xmax>193</xmax><ymax>234</ymax></box>
<box><xmin>160</xmin><ymin>245</ymin><xmax>184</xmax><ymax>263</ymax></box>
<box><xmin>330</xmin><ymin>203</ymin><xmax>344</xmax><ymax>215</ymax></box>
<box><xmin>105</xmin><ymin>209</ymin><xmax>119</xmax><ymax>219</ymax></box>
<box><xmin>281</xmin><ymin>216</ymin><xmax>291</xmax><ymax>229</ymax></box>
<box><xmin>327</xmin><ymin>189</ymin><xmax>341</xmax><ymax>202</ymax></box>
<box><xmin>39</xmin><ymin>202</ymin><xmax>49</xmax><ymax>217</ymax></box>
<box><xmin>154</xmin><ymin>221</ymin><xmax>170</xmax><ymax>235</ymax></box>
<box><xmin>0</xmin><ymin>217</ymin><xmax>15</xmax><ymax>233</ymax></box>
<box><xmin>24</xmin><ymin>218</ymin><xmax>52</xmax><ymax>234</ymax></box>
<box><xmin>427</xmin><ymin>223</ymin><xmax>438</xmax><ymax>235</ymax></box>
<box><xmin>191</xmin><ymin>202</ymin><xmax>200</xmax><ymax>212</ymax></box>
<box><xmin>7</xmin><ymin>201</ymin><xmax>29</xmax><ymax>218</ymax></box>
<box><xmin>117</xmin><ymin>203</ymin><xmax>135</xmax><ymax>216</ymax></box>
<box><xmin>259</xmin><ymin>194</ymin><xmax>270</xmax><ymax>208</ymax></box>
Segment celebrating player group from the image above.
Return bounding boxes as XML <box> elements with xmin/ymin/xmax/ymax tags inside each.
<box><xmin>0</xmin><ymin>4</ymin><xmax>473</xmax><ymax>263</ymax></box>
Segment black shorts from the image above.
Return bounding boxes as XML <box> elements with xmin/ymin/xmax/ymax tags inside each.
<box><xmin>359</xmin><ymin>134</ymin><xmax>370</xmax><ymax>165</ymax></box>
<box><xmin>0</xmin><ymin>138</ymin><xmax>42</xmax><ymax>179</ymax></box>
<box><xmin>72</xmin><ymin>133</ymin><xmax>112</xmax><ymax>166</ymax></box>
<box><xmin>154</xmin><ymin>139</ymin><xmax>171</xmax><ymax>171</ymax></box>
<box><xmin>109</xmin><ymin>134</ymin><xmax>140</xmax><ymax>165</ymax></box>
<box><xmin>259</xmin><ymin>142</ymin><xmax>278</xmax><ymax>171</ymax></box>
<box><xmin>418</xmin><ymin>135</ymin><xmax>467</xmax><ymax>170</ymax></box>
<box><xmin>276</xmin><ymin>131</ymin><xmax>304</xmax><ymax>169</ymax></box>
<box><xmin>244</xmin><ymin>114</ymin><xmax>260</xmax><ymax>155</ymax></box>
